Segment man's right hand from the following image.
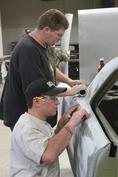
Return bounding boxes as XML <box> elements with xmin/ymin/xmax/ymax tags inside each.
<box><xmin>67</xmin><ymin>108</ymin><xmax>90</xmax><ymax>129</ymax></box>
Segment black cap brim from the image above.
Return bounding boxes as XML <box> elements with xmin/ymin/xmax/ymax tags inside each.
<box><xmin>45</xmin><ymin>87</ymin><xmax>67</xmax><ymax>96</ymax></box>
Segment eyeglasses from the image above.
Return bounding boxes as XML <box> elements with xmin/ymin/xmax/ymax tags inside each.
<box><xmin>35</xmin><ymin>96</ymin><xmax>58</xmax><ymax>102</ymax></box>
<box><xmin>35</xmin><ymin>96</ymin><xmax>45</xmax><ymax>100</ymax></box>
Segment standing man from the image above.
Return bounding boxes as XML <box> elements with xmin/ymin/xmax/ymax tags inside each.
<box><xmin>10</xmin><ymin>79</ymin><xmax>89</xmax><ymax>177</ymax></box>
<box><xmin>0</xmin><ymin>9</ymin><xmax>84</xmax><ymax>130</ymax></box>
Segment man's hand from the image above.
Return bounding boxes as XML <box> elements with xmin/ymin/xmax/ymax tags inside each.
<box><xmin>60</xmin><ymin>84</ymin><xmax>87</xmax><ymax>96</ymax></box>
<box><xmin>55</xmin><ymin>104</ymin><xmax>79</xmax><ymax>133</ymax></box>
<box><xmin>68</xmin><ymin>79</ymin><xmax>86</xmax><ymax>87</ymax></box>
<box><xmin>67</xmin><ymin>108</ymin><xmax>90</xmax><ymax>129</ymax></box>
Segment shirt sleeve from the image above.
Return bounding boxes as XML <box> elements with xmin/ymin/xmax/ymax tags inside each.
<box><xmin>17</xmin><ymin>126</ymin><xmax>49</xmax><ymax>164</ymax></box>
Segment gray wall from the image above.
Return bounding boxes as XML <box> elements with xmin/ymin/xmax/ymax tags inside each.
<box><xmin>0</xmin><ymin>0</ymin><xmax>102</xmax><ymax>54</ymax></box>
<box><xmin>0</xmin><ymin>12</ymin><xmax>3</xmax><ymax>56</ymax></box>
<box><xmin>79</xmin><ymin>8</ymin><xmax>118</xmax><ymax>84</ymax></box>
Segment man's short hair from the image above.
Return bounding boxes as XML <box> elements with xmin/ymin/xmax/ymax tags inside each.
<box><xmin>37</xmin><ymin>9</ymin><xmax>69</xmax><ymax>30</ymax></box>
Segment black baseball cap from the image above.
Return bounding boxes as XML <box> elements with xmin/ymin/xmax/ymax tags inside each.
<box><xmin>25</xmin><ymin>79</ymin><xmax>67</xmax><ymax>103</ymax></box>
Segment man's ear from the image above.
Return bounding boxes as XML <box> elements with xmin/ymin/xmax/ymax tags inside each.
<box><xmin>43</xmin><ymin>26</ymin><xmax>50</xmax><ymax>34</ymax></box>
<box><xmin>33</xmin><ymin>97</ymin><xmax>41</xmax><ymax>107</ymax></box>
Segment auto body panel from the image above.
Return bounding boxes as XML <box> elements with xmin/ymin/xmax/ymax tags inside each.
<box><xmin>62</xmin><ymin>57</ymin><xmax>118</xmax><ymax>177</ymax></box>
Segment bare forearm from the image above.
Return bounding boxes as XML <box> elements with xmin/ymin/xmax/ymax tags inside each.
<box><xmin>41</xmin><ymin>125</ymin><xmax>73</xmax><ymax>163</ymax></box>
<box><xmin>56</xmin><ymin>68</ymin><xmax>72</xmax><ymax>85</ymax></box>
<box><xmin>41</xmin><ymin>109</ymin><xmax>89</xmax><ymax>164</ymax></box>
<box><xmin>56</xmin><ymin>67</ymin><xmax>85</xmax><ymax>87</ymax></box>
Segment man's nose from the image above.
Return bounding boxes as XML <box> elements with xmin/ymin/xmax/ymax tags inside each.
<box><xmin>55</xmin><ymin>98</ymin><xmax>60</xmax><ymax>105</ymax></box>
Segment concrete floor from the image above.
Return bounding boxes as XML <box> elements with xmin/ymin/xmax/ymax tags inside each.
<box><xmin>0</xmin><ymin>120</ymin><xmax>11</xmax><ymax>177</ymax></box>
<box><xmin>0</xmin><ymin>120</ymin><xmax>74</xmax><ymax>177</ymax></box>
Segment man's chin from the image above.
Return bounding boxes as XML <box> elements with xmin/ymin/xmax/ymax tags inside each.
<box><xmin>52</xmin><ymin>112</ymin><xmax>56</xmax><ymax>116</ymax></box>
<box><xmin>47</xmin><ymin>110</ymin><xmax>57</xmax><ymax>117</ymax></box>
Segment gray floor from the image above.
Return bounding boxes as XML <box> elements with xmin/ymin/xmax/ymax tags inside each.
<box><xmin>0</xmin><ymin>120</ymin><xmax>74</xmax><ymax>177</ymax></box>
<box><xmin>0</xmin><ymin>121</ymin><xmax>11</xmax><ymax>177</ymax></box>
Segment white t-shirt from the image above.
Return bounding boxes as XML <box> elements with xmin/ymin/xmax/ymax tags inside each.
<box><xmin>10</xmin><ymin>112</ymin><xmax>60</xmax><ymax>177</ymax></box>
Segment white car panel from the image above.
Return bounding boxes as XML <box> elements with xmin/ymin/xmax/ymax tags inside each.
<box><xmin>61</xmin><ymin>57</ymin><xmax>118</xmax><ymax>177</ymax></box>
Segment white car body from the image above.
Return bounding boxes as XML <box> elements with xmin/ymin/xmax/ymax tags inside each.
<box><xmin>62</xmin><ymin>57</ymin><xmax>118</xmax><ymax>177</ymax></box>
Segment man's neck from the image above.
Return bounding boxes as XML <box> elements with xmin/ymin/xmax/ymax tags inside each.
<box><xmin>28</xmin><ymin>109</ymin><xmax>47</xmax><ymax>121</ymax></box>
<box><xmin>29</xmin><ymin>29</ymin><xmax>47</xmax><ymax>48</ymax></box>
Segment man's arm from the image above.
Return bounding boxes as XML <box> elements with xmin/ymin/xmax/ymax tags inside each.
<box><xmin>41</xmin><ymin>108</ymin><xmax>89</xmax><ymax>164</ymax></box>
<box><xmin>56</xmin><ymin>67</ymin><xmax>85</xmax><ymax>87</ymax></box>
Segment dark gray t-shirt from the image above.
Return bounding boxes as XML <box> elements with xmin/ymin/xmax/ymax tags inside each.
<box><xmin>0</xmin><ymin>36</ymin><xmax>55</xmax><ymax>128</ymax></box>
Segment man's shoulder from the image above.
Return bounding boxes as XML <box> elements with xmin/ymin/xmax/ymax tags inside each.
<box><xmin>15</xmin><ymin>36</ymin><xmax>35</xmax><ymax>51</ymax></box>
